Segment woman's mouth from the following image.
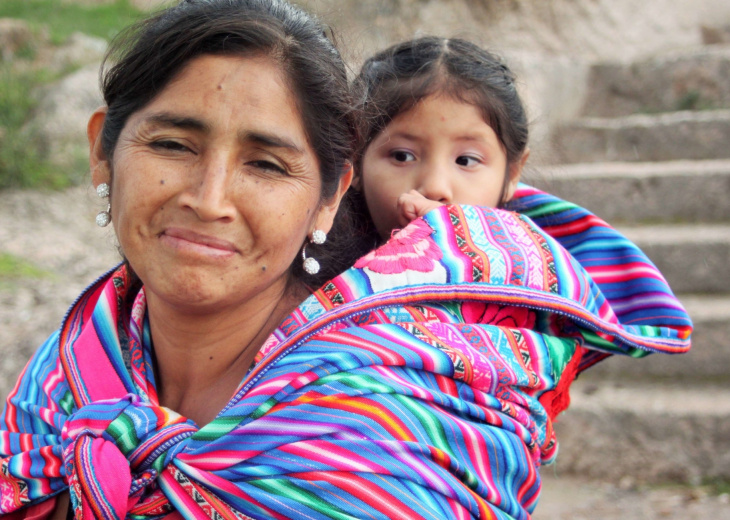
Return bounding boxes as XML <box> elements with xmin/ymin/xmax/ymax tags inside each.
<box><xmin>160</xmin><ymin>227</ymin><xmax>238</xmax><ymax>258</ymax></box>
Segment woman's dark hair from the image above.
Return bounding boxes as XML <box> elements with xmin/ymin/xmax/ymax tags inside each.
<box><xmin>352</xmin><ymin>36</ymin><xmax>529</xmax><ymax>206</ymax></box>
<box><xmin>101</xmin><ymin>0</ymin><xmax>365</xmax><ymax>287</ymax></box>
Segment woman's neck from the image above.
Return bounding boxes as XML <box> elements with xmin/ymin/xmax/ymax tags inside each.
<box><xmin>146</xmin><ymin>282</ymin><xmax>307</xmax><ymax>426</ymax></box>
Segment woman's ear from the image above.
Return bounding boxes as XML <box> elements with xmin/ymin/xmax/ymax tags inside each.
<box><xmin>350</xmin><ymin>166</ymin><xmax>362</xmax><ymax>191</ymax></box>
<box><xmin>504</xmin><ymin>148</ymin><xmax>530</xmax><ymax>202</ymax></box>
<box><xmin>315</xmin><ymin>163</ymin><xmax>354</xmax><ymax>234</ymax></box>
<box><xmin>88</xmin><ymin>107</ymin><xmax>110</xmax><ymax>187</ymax></box>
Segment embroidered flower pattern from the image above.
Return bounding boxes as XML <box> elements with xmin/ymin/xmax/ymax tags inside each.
<box><xmin>355</xmin><ymin>219</ymin><xmax>442</xmax><ymax>274</ymax></box>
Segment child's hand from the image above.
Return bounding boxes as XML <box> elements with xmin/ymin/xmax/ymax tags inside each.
<box><xmin>397</xmin><ymin>190</ymin><xmax>444</xmax><ymax>227</ymax></box>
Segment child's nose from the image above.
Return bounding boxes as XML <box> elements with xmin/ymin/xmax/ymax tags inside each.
<box><xmin>417</xmin><ymin>168</ymin><xmax>452</xmax><ymax>203</ymax></box>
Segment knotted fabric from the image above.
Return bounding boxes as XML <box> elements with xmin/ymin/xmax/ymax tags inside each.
<box><xmin>1</xmin><ymin>186</ymin><xmax>692</xmax><ymax>519</ymax></box>
<box><xmin>61</xmin><ymin>395</ymin><xmax>196</xmax><ymax>519</ymax></box>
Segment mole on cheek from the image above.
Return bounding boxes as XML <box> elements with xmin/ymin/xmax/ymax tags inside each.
<box><xmin>261</xmin><ymin>266</ymin><xmax>266</xmax><ymax>272</ymax></box>
<box><xmin>160</xmin><ymin>179</ymin><xmax>165</xmax><ymax>185</ymax></box>
<box><xmin>217</xmin><ymin>84</ymin><xmax>223</xmax><ymax>90</ymax></box>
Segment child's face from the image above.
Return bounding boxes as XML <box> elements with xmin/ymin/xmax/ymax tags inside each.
<box><xmin>360</xmin><ymin>94</ymin><xmax>520</xmax><ymax>239</ymax></box>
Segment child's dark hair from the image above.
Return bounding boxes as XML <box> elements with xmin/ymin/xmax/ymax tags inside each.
<box><xmin>353</xmin><ymin>36</ymin><xmax>529</xmax><ymax>187</ymax></box>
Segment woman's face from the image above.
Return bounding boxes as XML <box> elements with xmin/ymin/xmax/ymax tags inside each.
<box><xmin>90</xmin><ymin>54</ymin><xmax>341</xmax><ymax>314</ymax></box>
<box><xmin>360</xmin><ymin>94</ymin><xmax>522</xmax><ymax>240</ymax></box>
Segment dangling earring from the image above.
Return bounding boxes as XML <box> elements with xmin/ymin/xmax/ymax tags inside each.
<box><xmin>95</xmin><ymin>182</ymin><xmax>111</xmax><ymax>227</ymax></box>
<box><xmin>302</xmin><ymin>229</ymin><xmax>327</xmax><ymax>275</ymax></box>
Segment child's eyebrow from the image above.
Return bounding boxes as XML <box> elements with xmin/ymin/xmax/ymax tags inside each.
<box><xmin>386</xmin><ymin>131</ymin><xmax>423</xmax><ymax>142</ymax></box>
<box><xmin>453</xmin><ymin>134</ymin><xmax>491</xmax><ymax>143</ymax></box>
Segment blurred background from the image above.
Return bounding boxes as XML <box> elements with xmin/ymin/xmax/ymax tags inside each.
<box><xmin>1</xmin><ymin>1</ymin><xmax>729</xmax><ymax>517</ymax></box>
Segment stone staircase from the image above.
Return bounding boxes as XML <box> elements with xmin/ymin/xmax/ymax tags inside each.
<box><xmin>532</xmin><ymin>41</ymin><xmax>730</xmax><ymax>485</ymax></box>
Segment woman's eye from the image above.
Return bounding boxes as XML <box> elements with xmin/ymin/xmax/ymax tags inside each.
<box><xmin>391</xmin><ymin>150</ymin><xmax>416</xmax><ymax>163</ymax></box>
<box><xmin>151</xmin><ymin>140</ymin><xmax>191</xmax><ymax>152</ymax></box>
<box><xmin>249</xmin><ymin>160</ymin><xmax>287</xmax><ymax>175</ymax></box>
<box><xmin>456</xmin><ymin>155</ymin><xmax>480</xmax><ymax>167</ymax></box>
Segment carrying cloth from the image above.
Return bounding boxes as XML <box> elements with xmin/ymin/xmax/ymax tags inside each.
<box><xmin>0</xmin><ymin>186</ymin><xmax>691</xmax><ymax>519</ymax></box>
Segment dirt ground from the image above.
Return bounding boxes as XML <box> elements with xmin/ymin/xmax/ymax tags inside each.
<box><xmin>1</xmin><ymin>186</ymin><xmax>728</xmax><ymax>518</ymax></box>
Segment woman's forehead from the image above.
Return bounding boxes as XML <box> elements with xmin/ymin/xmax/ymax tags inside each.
<box><xmin>128</xmin><ymin>55</ymin><xmax>309</xmax><ymax>144</ymax></box>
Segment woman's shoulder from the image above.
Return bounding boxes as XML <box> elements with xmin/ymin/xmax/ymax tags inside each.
<box><xmin>1</xmin><ymin>329</ymin><xmax>66</xmax><ymax>435</ymax></box>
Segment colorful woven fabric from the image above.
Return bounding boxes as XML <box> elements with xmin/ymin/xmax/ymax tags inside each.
<box><xmin>0</xmin><ymin>186</ymin><xmax>691</xmax><ymax>519</ymax></box>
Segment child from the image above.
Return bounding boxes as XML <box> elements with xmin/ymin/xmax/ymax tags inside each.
<box><xmin>332</xmin><ymin>36</ymin><xmax>692</xmax><ymax>517</ymax></box>
<box><xmin>353</xmin><ymin>36</ymin><xmax>530</xmax><ymax>239</ymax></box>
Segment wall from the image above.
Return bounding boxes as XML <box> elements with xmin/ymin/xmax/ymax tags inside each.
<box><xmin>298</xmin><ymin>0</ymin><xmax>730</xmax><ymax>162</ymax></box>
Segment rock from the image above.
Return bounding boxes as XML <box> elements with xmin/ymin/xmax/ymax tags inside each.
<box><xmin>0</xmin><ymin>18</ymin><xmax>35</xmax><ymax>62</ymax></box>
<box><xmin>25</xmin><ymin>63</ymin><xmax>104</xmax><ymax>173</ymax></box>
<box><xmin>0</xmin><ymin>186</ymin><xmax>120</xmax><ymax>404</ymax></box>
<box><xmin>701</xmin><ymin>24</ymin><xmax>730</xmax><ymax>44</ymax></box>
<box><xmin>49</xmin><ymin>32</ymin><xmax>108</xmax><ymax>73</ymax></box>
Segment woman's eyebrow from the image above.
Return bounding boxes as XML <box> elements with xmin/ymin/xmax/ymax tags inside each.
<box><xmin>144</xmin><ymin>113</ymin><xmax>210</xmax><ymax>132</ymax></box>
<box><xmin>140</xmin><ymin>114</ymin><xmax>304</xmax><ymax>154</ymax></box>
<box><xmin>241</xmin><ymin>131</ymin><xmax>304</xmax><ymax>154</ymax></box>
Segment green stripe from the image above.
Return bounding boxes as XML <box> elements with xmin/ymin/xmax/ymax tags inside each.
<box><xmin>542</xmin><ymin>334</ymin><xmax>577</xmax><ymax>380</ymax></box>
<box><xmin>393</xmin><ymin>394</ymin><xmax>451</xmax><ymax>454</ymax></box>
<box><xmin>107</xmin><ymin>413</ymin><xmax>139</xmax><ymax>455</ymax></box>
<box><xmin>59</xmin><ymin>391</ymin><xmax>74</xmax><ymax>415</ymax></box>
<box><xmin>320</xmin><ymin>372</ymin><xmax>393</xmax><ymax>395</ymax></box>
<box><xmin>581</xmin><ymin>330</ymin><xmax>651</xmax><ymax>357</ymax></box>
<box><xmin>193</xmin><ymin>416</ymin><xmax>241</xmax><ymax>441</ymax></box>
<box><xmin>520</xmin><ymin>200</ymin><xmax>575</xmax><ymax>219</ymax></box>
<box><xmin>251</xmin><ymin>478</ymin><xmax>355</xmax><ymax>520</ymax></box>
<box><xmin>394</xmin><ymin>394</ymin><xmax>481</xmax><ymax>489</ymax></box>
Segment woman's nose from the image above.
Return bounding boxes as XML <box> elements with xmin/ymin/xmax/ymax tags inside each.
<box><xmin>179</xmin><ymin>157</ymin><xmax>237</xmax><ymax>222</ymax></box>
<box><xmin>416</xmin><ymin>166</ymin><xmax>452</xmax><ymax>204</ymax></box>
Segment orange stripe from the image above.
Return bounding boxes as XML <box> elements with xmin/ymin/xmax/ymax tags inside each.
<box><xmin>314</xmin><ymin>395</ymin><xmax>417</xmax><ymax>442</ymax></box>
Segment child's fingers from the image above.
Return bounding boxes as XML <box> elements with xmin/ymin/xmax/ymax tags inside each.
<box><xmin>397</xmin><ymin>191</ymin><xmax>444</xmax><ymax>226</ymax></box>
<box><xmin>397</xmin><ymin>193</ymin><xmax>420</xmax><ymax>227</ymax></box>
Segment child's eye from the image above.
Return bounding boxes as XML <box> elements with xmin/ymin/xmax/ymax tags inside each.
<box><xmin>248</xmin><ymin>160</ymin><xmax>287</xmax><ymax>175</ymax></box>
<box><xmin>455</xmin><ymin>155</ymin><xmax>481</xmax><ymax>167</ymax></box>
<box><xmin>391</xmin><ymin>150</ymin><xmax>416</xmax><ymax>163</ymax></box>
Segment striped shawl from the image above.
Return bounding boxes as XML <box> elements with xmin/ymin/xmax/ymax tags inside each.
<box><xmin>0</xmin><ymin>186</ymin><xmax>691</xmax><ymax>519</ymax></box>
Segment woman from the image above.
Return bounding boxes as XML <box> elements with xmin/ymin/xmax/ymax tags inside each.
<box><xmin>1</xmin><ymin>0</ymin><xmax>357</xmax><ymax>517</ymax></box>
<box><xmin>1</xmin><ymin>1</ymin><xmax>691</xmax><ymax>519</ymax></box>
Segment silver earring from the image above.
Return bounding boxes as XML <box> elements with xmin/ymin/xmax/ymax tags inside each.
<box><xmin>302</xmin><ymin>230</ymin><xmax>326</xmax><ymax>275</ymax></box>
<box><xmin>311</xmin><ymin>229</ymin><xmax>327</xmax><ymax>245</ymax></box>
<box><xmin>95</xmin><ymin>182</ymin><xmax>111</xmax><ymax>227</ymax></box>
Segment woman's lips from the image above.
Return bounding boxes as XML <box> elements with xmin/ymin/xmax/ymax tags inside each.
<box><xmin>160</xmin><ymin>227</ymin><xmax>238</xmax><ymax>257</ymax></box>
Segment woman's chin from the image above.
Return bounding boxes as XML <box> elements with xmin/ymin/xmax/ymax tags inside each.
<box><xmin>137</xmin><ymin>261</ymin><xmax>287</xmax><ymax>317</ymax></box>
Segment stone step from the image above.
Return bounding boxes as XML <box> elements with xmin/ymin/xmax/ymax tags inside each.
<box><xmin>529</xmin><ymin>159</ymin><xmax>730</xmax><ymax>224</ymax></box>
<box><xmin>552</xmin><ymin>379</ymin><xmax>730</xmax><ymax>484</ymax></box>
<box><xmin>550</xmin><ymin>109</ymin><xmax>730</xmax><ymax>164</ymax></box>
<box><xmin>618</xmin><ymin>224</ymin><xmax>730</xmax><ymax>294</ymax></box>
<box><xmin>581</xmin><ymin>44</ymin><xmax>730</xmax><ymax>117</ymax></box>
<box><xmin>538</xmin><ymin>471</ymin><xmax>730</xmax><ymax>519</ymax></box>
<box><xmin>584</xmin><ymin>294</ymin><xmax>730</xmax><ymax>383</ymax></box>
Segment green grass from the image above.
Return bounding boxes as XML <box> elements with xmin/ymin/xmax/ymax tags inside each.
<box><xmin>675</xmin><ymin>90</ymin><xmax>717</xmax><ymax>112</ymax></box>
<box><xmin>0</xmin><ymin>253</ymin><xmax>49</xmax><ymax>280</ymax></box>
<box><xmin>0</xmin><ymin>0</ymin><xmax>146</xmax><ymax>189</ymax></box>
<box><xmin>705</xmin><ymin>478</ymin><xmax>730</xmax><ymax>497</ymax></box>
<box><xmin>0</xmin><ymin>64</ymin><xmax>71</xmax><ymax>189</ymax></box>
<box><xmin>0</xmin><ymin>0</ymin><xmax>145</xmax><ymax>45</ymax></box>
